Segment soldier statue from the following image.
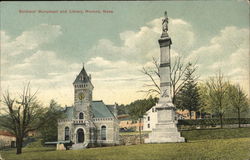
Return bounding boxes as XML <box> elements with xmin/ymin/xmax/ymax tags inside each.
<box><xmin>162</xmin><ymin>11</ymin><xmax>168</xmax><ymax>32</ymax></box>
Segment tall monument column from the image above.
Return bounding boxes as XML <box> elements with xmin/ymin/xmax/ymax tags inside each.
<box><xmin>145</xmin><ymin>11</ymin><xmax>185</xmax><ymax>143</ymax></box>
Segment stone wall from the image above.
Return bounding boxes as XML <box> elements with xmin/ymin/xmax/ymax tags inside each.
<box><xmin>119</xmin><ymin>133</ymin><xmax>149</xmax><ymax>145</ymax></box>
<box><xmin>178</xmin><ymin>123</ymin><xmax>250</xmax><ymax>130</ymax></box>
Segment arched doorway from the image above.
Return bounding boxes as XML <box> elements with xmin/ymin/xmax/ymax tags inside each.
<box><xmin>77</xmin><ymin>128</ymin><xmax>84</xmax><ymax>143</ymax></box>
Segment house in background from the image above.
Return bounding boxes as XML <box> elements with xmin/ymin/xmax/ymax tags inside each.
<box><xmin>176</xmin><ymin>110</ymin><xmax>197</xmax><ymax>120</ymax></box>
<box><xmin>0</xmin><ymin>130</ymin><xmax>16</xmax><ymax>148</ymax></box>
<box><xmin>118</xmin><ymin>114</ymin><xmax>143</xmax><ymax>131</ymax></box>
<box><xmin>142</xmin><ymin>106</ymin><xmax>157</xmax><ymax>131</ymax></box>
<box><xmin>143</xmin><ymin>107</ymin><xmax>197</xmax><ymax>131</ymax></box>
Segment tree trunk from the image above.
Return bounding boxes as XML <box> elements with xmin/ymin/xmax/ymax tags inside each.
<box><xmin>238</xmin><ymin>108</ymin><xmax>241</xmax><ymax>128</ymax></box>
<box><xmin>16</xmin><ymin>137</ymin><xmax>23</xmax><ymax>154</ymax></box>
<box><xmin>139</xmin><ymin>118</ymin><xmax>142</xmax><ymax>144</ymax></box>
<box><xmin>189</xmin><ymin>111</ymin><xmax>192</xmax><ymax>119</ymax></box>
<box><xmin>219</xmin><ymin>114</ymin><xmax>223</xmax><ymax>129</ymax></box>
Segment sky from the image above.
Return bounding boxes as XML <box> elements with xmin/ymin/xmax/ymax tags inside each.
<box><xmin>1</xmin><ymin>1</ymin><xmax>249</xmax><ymax>107</ymax></box>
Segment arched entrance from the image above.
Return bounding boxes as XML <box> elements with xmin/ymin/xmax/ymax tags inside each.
<box><xmin>77</xmin><ymin>128</ymin><xmax>84</xmax><ymax>143</ymax></box>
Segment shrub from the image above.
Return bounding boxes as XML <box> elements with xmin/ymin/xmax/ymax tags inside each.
<box><xmin>178</xmin><ymin>118</ymin><xmax>250</xmax><ymax>126</ymax></box>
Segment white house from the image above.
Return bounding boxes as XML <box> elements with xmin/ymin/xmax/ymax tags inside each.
<box><xmin>142</xmin><ymin>106</ymin><xmax>158</xmax><ymax>131</ymax></box>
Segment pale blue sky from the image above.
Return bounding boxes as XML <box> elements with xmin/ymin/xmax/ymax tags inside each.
<box><xmin>1</xmin><ymin>1</ymin><xmax>249</xmax><ymax>105</ymax></box>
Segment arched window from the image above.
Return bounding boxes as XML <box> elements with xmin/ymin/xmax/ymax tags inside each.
<box><xmin>79</xmin><ymin>112</ymin><xmax>84</xmax><ymax>119</ymax></box>
<box><xmin>65</xmin><ymin>127</ymin><xmax>70</xmax><ymax>141</ymax></box>
<box><xmin>101</xmin><ymin>126</ymin><xmax>106</xmax><ymax>140</ymax></box>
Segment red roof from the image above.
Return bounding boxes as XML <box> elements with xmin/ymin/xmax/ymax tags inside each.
<box><xmin>0</xmin><ymin>131</ymin><xmax>15</xmax><ymax>137</ymax></box>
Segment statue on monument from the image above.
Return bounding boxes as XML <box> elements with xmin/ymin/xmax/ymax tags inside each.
<box><xmin>162</xmin><ymin>11</ymin><xmax>168</xmax><ymax>32</ymax></box>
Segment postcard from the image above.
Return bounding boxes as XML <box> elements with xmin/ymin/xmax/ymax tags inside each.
<box><xmin>0</xmin><ymin>1</ymin><xmax>249</xmax><ymax>160</ymax></box>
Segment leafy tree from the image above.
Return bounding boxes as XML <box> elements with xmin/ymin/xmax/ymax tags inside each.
<box><xmin>197</xmin><ymin>83</ymin><xmax>211</xmax><ymax>118</ymax></box>
<box><xmin>117</xmin><ymin>104</ymin><xmax>129</xmax><ymax>115</ymax></box>
<box><xmin>38</xmin><ymin>100</ymin><xmax>65</xmax><ymax>143</ymax></box>
<box><xmin>228</xmin><ymin>84</ymin><xmax>249</xmax><ymax>128</ymax></box>
<box><xmin>175</xmin><ymin>63</ymin><xmax>200</xmax><ymax>119</ymax></box>
<box><xmin>0</xmin><ymin>84</ymin><xmax>45</xmax><ymax>154</ymax></box>
<box><xmin>127</xmin><ymin>96</ymin><xmax>157</xmax><ymax>143</ymax></box>
<box><xmin>204</xmin><ymin>72</ymin><xmax>230</xmax><ymax>128</ymax></box>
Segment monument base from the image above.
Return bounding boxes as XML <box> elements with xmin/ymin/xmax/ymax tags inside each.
<box><xmin>145</xmin><ymin>103</ymin><xmax>185</xmax><ymax>143</ymax></box>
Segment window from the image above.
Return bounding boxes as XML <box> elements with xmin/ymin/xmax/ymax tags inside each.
<box><xmin>148</xmin><ymin>116</ymin><xmax>150</xmax><ymax>121</ymax></box>
<box><xmin>101</xmin><ymin>126</ymin><xmax>106</xmax><ymax>140</ymax></box>
<box><xmin>147</xmin><ymin>124</ymin><xmax>150</xmax><ymax>128</ymax></box>
<box><xmin>79</xmin><ymin>112</ymin><xmax>84</xmax><ymax>119</ymax></box>
<box><xmin>152</xmin><ymin>108</ymin><xmax>154</xmax><ymax>112</ymax></box>
<box><xmin>65</xmin><ymin>127</ymin><xmax>70</xmax><ymax>140</ymax></box>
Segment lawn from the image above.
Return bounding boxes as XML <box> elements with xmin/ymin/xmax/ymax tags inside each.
<box><xmin>1</xmin><ymin>128</ymin><xmax>250</xmax><ymax>160</ymax></box>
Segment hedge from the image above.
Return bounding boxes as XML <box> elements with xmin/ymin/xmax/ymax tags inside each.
<box><xmin>177</xmin><ymin>118</ymin><xmax>250</xmax><ymax>126</ymax></box>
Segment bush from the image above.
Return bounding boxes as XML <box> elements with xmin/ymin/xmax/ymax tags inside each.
<box><xmin>25</xmin><ymin>139</ymin><xmax>43</xmax><ymax>148</ymax></box>
<box><xmin>178</xmin><ymin>118</ymin><xmax>250</xmax><ymax>126</ymax></box>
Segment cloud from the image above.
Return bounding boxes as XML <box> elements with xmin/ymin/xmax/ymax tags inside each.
<box><xmin>86</xmin><ymin>56</ymin><xmax>143</xmax><ymax>80</ymax></box>
<box><xmin>2</xmin><ymin>17</ymin><xmax>248</xmax><ymax>106</ymax></box>
<box><xmin>187</xmin><ymin>26</ymin><xmax>249</xmax><ymax>94</ymax></box>
<box><xmin>1</xmin><ymin>25</ymin><xmax>74</xmax><ymax>106</ymax></box>
<box><xmin>87</xmin><ymin>17</ymin><xmax>195</xmax><ymax>63</ymax></box>
<box><xmin>2</xmin><ymin>24</ymin><xmax>62</xmax><ymax>56</ymax></box>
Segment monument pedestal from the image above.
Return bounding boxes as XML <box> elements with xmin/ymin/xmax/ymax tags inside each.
<box><xmin>145</xmin><ymin>103</ymin><xmax>185</xmax><ymax>143</ymax></box>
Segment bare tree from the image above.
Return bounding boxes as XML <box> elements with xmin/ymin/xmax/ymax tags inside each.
<box><xmin>0</xmin><ymin>84</ymin><xmax>45</xmax><ymax>154</ymax></box>
<box><xmin>140</xmin><ymin>56</ymin><xmax>197</xmax><ymax>105</ymax></box>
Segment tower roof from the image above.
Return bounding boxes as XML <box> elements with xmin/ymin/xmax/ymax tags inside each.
<box><xmin>73</xmin><ymin>65</ymin><xmax>91</xmax><ymax>84</ymax></box>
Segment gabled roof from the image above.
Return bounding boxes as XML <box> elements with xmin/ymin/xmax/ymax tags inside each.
<box><xmin>64</xmin><ymin>100</ymin><xmax>114</xmax><ymax>119</ymax></box>
<box><xmin>117</xmin><ymin>114</ymin><xmax>131</xmax><ymax>121</ymax></box>
<box><xmin>64</xmin><ymin>106</ymin><xmax>74</xmax><ymax>119</ymax></box>
<box><xmin>73</xmin><ymin>66</ymin><xmax>91</xmax><ymax>84</ymax></box>
<box><xmin>92</xmin><ymin>101</ymin><xmax>114</xmax><ymax>118</ymax></box>
<box><xmin>106</xmin><ymin>105</ymin><xmax>115</xmax><ymax>115</ymax></box>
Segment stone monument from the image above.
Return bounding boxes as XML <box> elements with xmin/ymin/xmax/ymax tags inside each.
<box><xmin>145</xmin><ymin>11</ymin><xmax>185</xmax><ymax>143</ymax></box>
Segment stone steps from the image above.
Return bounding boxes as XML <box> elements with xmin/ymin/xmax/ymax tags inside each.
<box><xmin>152</xmin><ymin>128</ymin><xmax>178</xmax><ymax>132</ymax></box>
<box><xmin>149</xmin><ymin>131</ymin><xmax>181</xmax><ymax>137</ymax></box>
<box><xmin>71</xmin><ymin>143</ymin><xmax>88</xmax><ymax>150</ymax></box>
<box><xmin>145</xmin><ymin>137</ymin><xmax>185</xmax><ymax>143</ymax></box>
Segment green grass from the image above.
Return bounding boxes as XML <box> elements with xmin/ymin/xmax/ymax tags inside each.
<box><xmin>1</xmin><ymin>128</ymin><xmax>250</xmax><ymax>160</ymax></box>
<box><xmin>181</xmin><ymin>127</ymin><xmax>250</xmax><ymax>141</ymax></box>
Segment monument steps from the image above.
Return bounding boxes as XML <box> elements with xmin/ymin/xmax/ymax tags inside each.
<box><xmin>145</xmin><ymin>137</ymin><xmax>185</xmax><ymax>143</ymax></box>
<box><xmin>149</xmin><ymin>131</ymin><xmax>181</xmax><ymax>137</ymax></box>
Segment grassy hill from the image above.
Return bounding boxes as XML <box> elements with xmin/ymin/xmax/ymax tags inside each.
<box><xmin>1</xmin><ymin>128</ymin><xmax>250</xmax><ymax>160</ymax></box>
